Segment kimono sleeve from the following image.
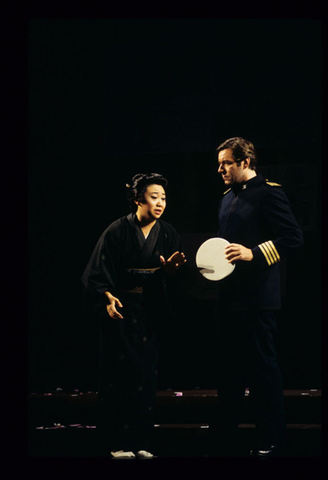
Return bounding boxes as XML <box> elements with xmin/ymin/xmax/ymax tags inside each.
<box><xmin>81</xmin><ymin>222</ymin><xmax>122</xmax><ymax>301</ymax></box>
<box><xmin>251</xmin><ymin>186</ymin><xmax>304</xmax><ymax>269</ymax></box>
<box><xmin>167</xmin><ymin>223</ymin><xmax>184</xmax><ymax>255</ymax></box>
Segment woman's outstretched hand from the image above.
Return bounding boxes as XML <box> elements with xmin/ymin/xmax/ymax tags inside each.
<box><xmin>104</xmin><ymin>291</ymin><xmax>124</xmax><ymax>319</ymax></box>
<box><xmin>160</xmin><ymin>251</ymin><xmax>187</xmax><ymax>274</ymax></box>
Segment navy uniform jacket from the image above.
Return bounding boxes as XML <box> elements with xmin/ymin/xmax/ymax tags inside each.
<box><xmin>217</xmin><ymin>174</ymin><xmax>303</xmax><ymax>311</ymax></box>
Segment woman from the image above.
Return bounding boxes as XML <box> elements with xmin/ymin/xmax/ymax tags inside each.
<box><xmin>81</xmin><ymin>173</ymin><xmax>186</xmax><ymax>459</ymax></box>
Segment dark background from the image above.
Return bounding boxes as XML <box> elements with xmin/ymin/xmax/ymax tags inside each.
<box><xmin>29</xmin><ymin>19</ymin><xmax>322</xmax><ymax>393</ymax></box>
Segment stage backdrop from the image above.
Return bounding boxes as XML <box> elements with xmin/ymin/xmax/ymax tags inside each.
<box><xmin>29</xmin><ymin>19</ymin><xmax>321</xmax><ymax>392</ymax></box>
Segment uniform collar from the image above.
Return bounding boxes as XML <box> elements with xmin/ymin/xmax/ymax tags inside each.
<box><xmin>231</xmin><ymin>173</ymin><xmax>264</xmax><ymax>193</ymax></box>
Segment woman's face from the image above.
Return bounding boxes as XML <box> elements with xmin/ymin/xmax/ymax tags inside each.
<box><xmin>136</xmin><ymin>184</ymin><xmax>166</xmax><ymax>220</ymax></box>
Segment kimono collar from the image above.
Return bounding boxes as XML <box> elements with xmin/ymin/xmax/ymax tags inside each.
<box><xmin>126</xmin><ymin>213</ymin><xmax>161</xmax><ymax>264</ymax></box>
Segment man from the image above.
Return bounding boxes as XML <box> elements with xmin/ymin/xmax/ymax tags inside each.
<box><xmin>210</xmin><ymin>137</ymin><xmax>303</xmax><ymax>457</ymax></box>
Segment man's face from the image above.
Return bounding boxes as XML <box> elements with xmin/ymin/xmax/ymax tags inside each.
<box><xmin>218</xmin><ymin>148</ymin><xmax>247</xmax><ymax>185</ymax></box>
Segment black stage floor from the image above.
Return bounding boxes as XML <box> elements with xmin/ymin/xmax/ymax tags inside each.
<box><xmin>29</xmin><ymin>389</ymin><xmax>321</xmax><ymax>458</ymax></box>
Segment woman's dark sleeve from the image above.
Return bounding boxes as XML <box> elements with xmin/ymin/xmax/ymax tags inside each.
<box><xmin>81</xmin><ymin>224</ymin><xmax>121</xmax><ymax>301</ymax></box>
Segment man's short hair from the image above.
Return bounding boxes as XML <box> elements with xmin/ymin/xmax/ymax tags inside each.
<box><xmin>216</xmin><ymin>137</ymin><xmax>258</xmax><ymax>171</ymax></box>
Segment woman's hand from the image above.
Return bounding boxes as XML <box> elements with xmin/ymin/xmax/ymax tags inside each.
<box><xmin>160</xmin><ymin>251</ymin><xmax>187</xmax><ymax>274</ymax></box>
<box><xmin>104</xmin><ymin>291</ymin><xmax>124</xmax><ymax>319</ymax></box>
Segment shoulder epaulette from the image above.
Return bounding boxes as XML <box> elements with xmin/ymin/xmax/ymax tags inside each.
<box><xmin>265</xmin><ymin>179</ymin><xmax>281</xmax><ymax>187</ymax></box>
<box><xmin>223</xmin><ymin>188</ymin><xmax>231</xmax><ymax>195</ymax></box>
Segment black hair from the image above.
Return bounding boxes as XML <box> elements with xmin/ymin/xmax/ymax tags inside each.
<box><xmin>215</xmin><ymin>137</ymin><xmax>258</xmax><ymax>170</ymax></box>
<box><xmin>126</xmin><ymin>173</ymin><xmax>168</xmax><ymax>212</ymax></box>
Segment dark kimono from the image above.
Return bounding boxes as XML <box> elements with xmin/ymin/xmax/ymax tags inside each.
<box><xmin>81</xmin><ymin>213</ymin><xmax>182</xmax><ymax>453</ymax></box>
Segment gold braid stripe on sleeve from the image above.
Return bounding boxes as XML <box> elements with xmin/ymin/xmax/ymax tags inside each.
<box><xmin>259</xmin><ymin>241</ymin><xmax>281</xmax><ymax>266</ymax></box>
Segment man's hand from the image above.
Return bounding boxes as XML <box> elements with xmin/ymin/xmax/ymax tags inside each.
<box><xmin>160</xmin><ymin>251</ymin><xmax>187</xmax><ymax>273</ymax></box>
<box><xmin>104</xmin><ymin>291</ymin><xmax>124</xmax><ymax>319</ymax></box>
<box><xmin>225</xmin><ymin>243</ymin><xmax>253</xmax><ymax>263</ymax></box>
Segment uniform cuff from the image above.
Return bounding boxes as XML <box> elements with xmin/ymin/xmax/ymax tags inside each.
<box><xmin>252</xmin><ymin>241</ymin><xmax>281</xmax><ymax>267</ymax></box>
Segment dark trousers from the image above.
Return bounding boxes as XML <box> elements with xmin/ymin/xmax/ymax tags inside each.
<box><xmin>210</xmin><ymin>309</ymin><xmax>286</xmax><ymax>453</ymax></box>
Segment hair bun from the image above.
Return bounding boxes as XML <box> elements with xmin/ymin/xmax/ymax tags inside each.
<box><xmin>130</xmin><ymin>173</ymin><xmax>168</xmax><ymax>190</ymax></box>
